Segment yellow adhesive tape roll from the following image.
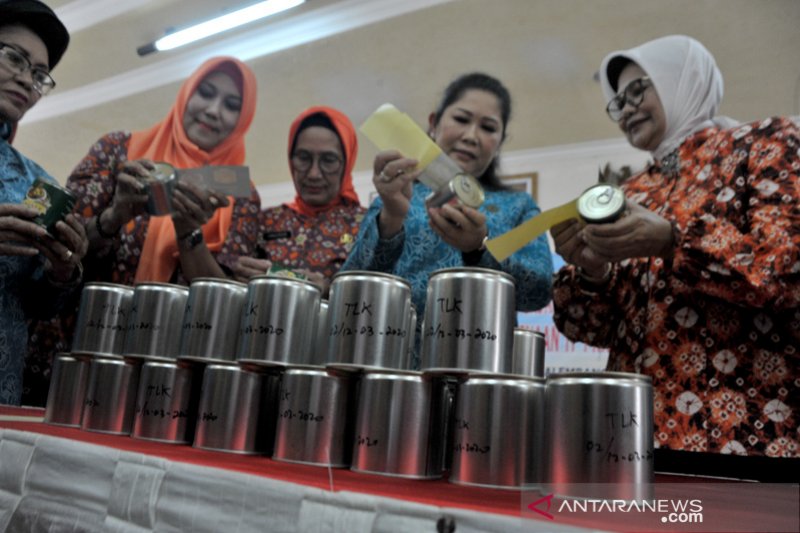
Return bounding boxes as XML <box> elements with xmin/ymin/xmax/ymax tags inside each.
<box><xmin>486</xmin><ymin>200</ymin><xmax>580</xmax><ymax>262</ymax></box>
<box><xmin>360</xmin><ymin>104</ymin><xmax>442</xmax><ymax>169</ymax></box>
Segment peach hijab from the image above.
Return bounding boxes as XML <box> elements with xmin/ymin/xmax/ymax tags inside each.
<box><xmin>133</xmin><ymin>56</ymin><xmax>257</xmax><ymax>282</ymax></box>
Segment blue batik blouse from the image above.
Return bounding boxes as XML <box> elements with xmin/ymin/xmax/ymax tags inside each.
<box><xmin>342</xmin><ymin>181</ymin><xmax>553</xmax><ymax>366</ymax></box>
<box><xmin>0</xmin><ymin>135</ymin><xmax>73</xmax><ymax>405</ymax></box>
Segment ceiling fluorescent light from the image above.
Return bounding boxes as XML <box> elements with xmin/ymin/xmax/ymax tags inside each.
<box><xmin>138</xmin><ymin>0</ymin><xmax>305</xmax><ymax>56</ymax></box>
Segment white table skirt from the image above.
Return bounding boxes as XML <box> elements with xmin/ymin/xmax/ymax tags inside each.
<box><xmin>0</xmin><ymin>428</ymin><xmax>586</xmax><ymax>533</ymax></box>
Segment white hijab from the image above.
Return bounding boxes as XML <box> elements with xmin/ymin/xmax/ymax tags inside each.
<box><xmin>599</xmin><ymin>35</ymin><xmax>727</xmax><ymax>161</ymax></box>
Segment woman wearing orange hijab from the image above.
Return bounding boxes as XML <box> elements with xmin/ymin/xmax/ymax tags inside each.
<box><xmin>68</xmin><ymin>55</ymin><xmax>261</xmax><ymax>284</ymax></box>
<box><xmin>232</xmin><ymin>106</ymin><xmax>365</xmax><ymax>296</ymax></box>
<box><xmin>24</xmin><ymin>57</ymin><xmax>260</xmax><ymax>404</ymax></box>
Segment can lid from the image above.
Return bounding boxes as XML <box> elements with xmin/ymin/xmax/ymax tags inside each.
<box><xmin>191</xmin><ymin>277</ymin><xmax>247</xmax><ymax>288</ymax></box>
<box><xmin>577</xmin><ymin>184</ymin><xmax>626</xmax><ymax>223</ymax></box>
<box><xmin>331</xmin><ymin>270</ymin><xmax>411</xmax><ymax>288</ymax></box>
<box><xmin>151</xmin><ymin>162</ymin><xmax>176</xmax><ymax>181</ymax></box>
<box><xmin>547</xmin><ymin>371</ymin><xmax>653</xmax><ymax>384</ymax></box>
<box><xmin>452</xmin><ymin>173</ymin><xmax>484</xmax><ymax>208</ymax></box>
<box><xmin>132</xmin><ymin>281</ymin><xmax>189</xmax><ymax>292</ymax></box>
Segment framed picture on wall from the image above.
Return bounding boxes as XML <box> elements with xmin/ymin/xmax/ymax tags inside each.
<box><xmin>501</xmin><ymin>172</ymin><xmax>538</xmax><ymax>199</ymax></box>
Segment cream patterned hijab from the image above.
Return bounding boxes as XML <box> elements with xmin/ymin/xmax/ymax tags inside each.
<box><xmin>599</xmin><ymin>35</ymin><xmax>726</xmax><ymax>160</ymax></box>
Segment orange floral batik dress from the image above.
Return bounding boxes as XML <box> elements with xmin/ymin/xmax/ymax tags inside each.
<box><xmin>553</xmin><ymin>117</ymin><xmax>799</xmax><ymax>457</ymax></box>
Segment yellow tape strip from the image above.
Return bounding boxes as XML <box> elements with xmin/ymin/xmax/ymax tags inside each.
<box><xmin>360</xmin><ymin>104</ymin><xmax>442</xmax><ymax>169</ymax></box>
<box><xmin>486</xmin><ymin>200</ymin><xmax>580</xmax><ymax>262</ymax></box>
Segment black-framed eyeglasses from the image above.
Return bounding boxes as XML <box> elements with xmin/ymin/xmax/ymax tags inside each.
<box><xmin>0</xmin><ymin>43</ymin><xmax>56</xmax><ymax>96</ymax></box>
<box><xmin>606</xmin><ymin>76</ymin><xmax>651</xmax><ymax>121</ymax></box>
<box><xmin>291</xmin><ymin>150</ymin><xmax>343</xmax><ymax>174</ymax></box>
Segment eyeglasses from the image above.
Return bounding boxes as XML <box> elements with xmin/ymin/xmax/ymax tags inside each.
<box><xmin>606</xmin><ymin>77</ymin><xmax>651</xmax><ymax>121</ymax></box>
<box><xmin>0</xmin><ymin>43</ymin><xmax>56</xmax><ymax>96</ymax></box>
<box><xmin>291</xmin><ymin>150</ymin><xmax>343</xmax><ymax>174</ymax></box>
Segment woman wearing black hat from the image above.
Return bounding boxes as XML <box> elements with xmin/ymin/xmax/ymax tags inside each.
<box><xmin>0</xmin><ymin>0</ymin><xmax>88</xmax><ymax>405</ymax></box>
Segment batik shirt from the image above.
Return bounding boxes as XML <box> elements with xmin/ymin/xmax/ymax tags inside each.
<box><xmin>343</xmin><ymin>182</ymin><xmax>553</xmax><ymax>366</ymax></box>
<box><xmin>257</xmin><ymin>202</ymin><xmax>365</xmax><ymax>281</ymax></box>
<box><xmin>553</xmin><ymin>117</ymin><xmax>800</xmax><ymax>457</ymax></box>
<box><xmin>1</xmin><ymin>138</ymin><xmax>74</xmax><ymax>405</ymax></box>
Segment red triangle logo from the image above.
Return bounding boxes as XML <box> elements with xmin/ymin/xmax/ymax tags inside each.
<box><xmin>527</xmin><ymin>493</ymin><xmax>555</xmax><ymax>520</ymax></box>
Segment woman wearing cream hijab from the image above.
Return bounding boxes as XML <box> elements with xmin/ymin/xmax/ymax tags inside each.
<box><xmin>551</xmin><ymin>35</ymin><xmax>799</xmax><ymax>481</ymax></box>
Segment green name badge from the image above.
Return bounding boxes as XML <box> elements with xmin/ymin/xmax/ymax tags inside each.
<box><xmin>23</xmin><ymin>178</ymin><xmax>76</xmax><ymax>233</ymax></box>
<box><xmin>266</xmin><ymin>264</ymin><xmax>307</xmax><ymax>281</ymax></box>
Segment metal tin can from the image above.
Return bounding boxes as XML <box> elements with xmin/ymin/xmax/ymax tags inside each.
<box><xmin>424</xmin><ymin>174</ymin><xmax>485</xmax><ymax>209</ymax></box>
<box><xmin>512</xmin><ymin>328</ymin><xmax>545</xmax><ymax>378</ymax></box>
<box><xmin>71</xmin><ymin>282</ymin><xmax>135</xmax><ymax>356</ymax></box>
<box><xmin>145</xmin><ymin>162</ymin><xmax>177</xmax><ymax>215</ymax></box>
<box><xmin>132</xmin><ymin>360</ymin><xmax>200</xmax><ymax>444</ymax></box>
<box><xmin>326</xmin><ymin>271</ymin><xmax>413</xmax><ymax>370</ymax></box>
<box><xmin>193</xmin><ymin>364</ymin><xmax>275</xmax><ymax>455</ymax></box>
<box><xmin>543</xmin><ymin>371</ymin><xmax>654</xmax><ymax>500</ymax></box>
<box><xmin>23</xmin><ymin>178</ymin><xmax>76</xmax><ymax>233</ymax></box>
<box><xmin>44</xmin><ymin>353</ymin><xmax>91</xmax><ymax>427</ymax></box>
<box><xmin>577</xmin><ymin>184</ymin><xmax>626</xmax><ymax>223</ymax></box>
<box><xmin>272</xmin><ymin>365</ymin><xmax>356</xmax><ymax>467</ymax></box>
<box><xmin>449</xmin><ymin>374</ymin><xmax>546</xmax><ymax>489</ymax></box>
<box><xmin>123</xmin><ymin>282</ymin><xmax>189</xmax><ymax>359</ymax></box>
<box><xmin>236</xmin><ymin>276</ymin><xmax>321</xmax><ymax>366</ymax></box>
<box><xmin>81</xmin><ymin>356</ymin><xmax>142</xmax><ymax>435</ymax></box>
<box><xmin>312</xmin><ymin>299</ymin><xmax>329</xmax><ymax>366</ymax></box>
<box><xmin>420</xmin><ymin>267</ymin><xmax>516</xmax><ymax>374</ymax></box>
<box><xmin>178</xmin><ymin>277</ymin><xmax>248</xmax><ymax>363</ymax></box>
<box><xmin>351</xmin><ymin>370</ymin><xmax>448</xmax><ymax>479</ymax></box>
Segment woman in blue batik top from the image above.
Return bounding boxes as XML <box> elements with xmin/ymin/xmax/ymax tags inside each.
<box><xmin>343</xmin><ymin>73</ymin><xmax>553</xmax><ymax>366</ymax></box>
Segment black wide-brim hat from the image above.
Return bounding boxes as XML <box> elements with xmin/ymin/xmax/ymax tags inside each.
<box><xmin>0</xmin><ymin>0</ymin><xmax>69</xmax><ymax>69</ymax></box>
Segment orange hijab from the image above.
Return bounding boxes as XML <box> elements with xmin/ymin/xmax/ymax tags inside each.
<box><xmin>133</xmin><ymin>56</ymin><xmax>257</xmax><ymax>282</ymax></box>
<box><xmin>285</xmin><ymin>106</ymin><xmax>360</xmax><ymax>217</ymax></box>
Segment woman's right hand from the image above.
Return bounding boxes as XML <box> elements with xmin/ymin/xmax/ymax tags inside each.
<box><xmin>372</xmin><ymin>150</ymin><xmax>419</xmax><ymax>238</ymax></box>
<box><xmin>232</xmin><ymin>256</ymin><xmax>272</xmax><ymax>283</ymax></box>
<box><xmin>106</xmin><ymin>159</ymin><xmax>152</xmax><ymax>228</ymax></box>
<box><xmin>550</xmin><ymin>219</ymin><xmax>609</xmax><ymax>279</ymax></box>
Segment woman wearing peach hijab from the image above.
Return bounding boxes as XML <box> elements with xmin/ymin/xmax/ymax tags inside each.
<box><xmin>24</xmin><ymin>56</ymin><xmax>260</xmax><ymax>404</ymax></box>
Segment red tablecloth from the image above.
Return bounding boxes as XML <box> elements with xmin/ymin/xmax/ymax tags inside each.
<box><xmin>2</xmin><ymin>406</ymin><xmax>797</xmax><ymax>533</ymax></box>
<box><xmin>1</xmin><ymin>406</ymin><xmax>525</xmax><ymax>519</ymax></box>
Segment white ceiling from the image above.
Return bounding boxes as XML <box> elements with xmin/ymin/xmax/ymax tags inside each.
<box><xmin>27</xmin><ymin>0</ymin><xmax>453</xmax><ymax>123</ymax></box>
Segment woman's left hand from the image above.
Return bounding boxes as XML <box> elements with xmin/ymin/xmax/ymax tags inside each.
<box><xmin>581</xmin><ymin>202</ymin><xmax>674</xmax><ymax>262</ymax></box>
<box><xmin>171</xmin><ymin>181</ymin><xmax>230</xmax><ymax>239</ymax></box>
<box><xmin>428</xmin><ymin>203</ymin><xmax>487</xmax><ymax>253</ymax></box>
<box><xmin>37</xmin><ymin>214</ymin><xmax>89</xmax><ymax>283</ymax></box>
<box><xmin>298</xmin><ymin>269</ymin><xmax>331</xmax><ymax>298</ymax></box>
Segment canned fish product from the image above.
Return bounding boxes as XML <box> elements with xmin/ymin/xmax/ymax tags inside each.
<box><xmin>145</xmin><ymin>162</ymin><xmax>177</xmax><ymax>215</ymax></box>
<box><xmin>577</xmin><ymin>184</ymin><xmax>626</xmax><ymax>223</ymax></box>
<box><xmin>424</xmin><ymin>174</ymin><xmax>485</xmax><ymax>209</ymax></box>
<box><xmin>23</xmin><ymin>178</ymin><xmax>76</xmax><ymax>233</ymax></box>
